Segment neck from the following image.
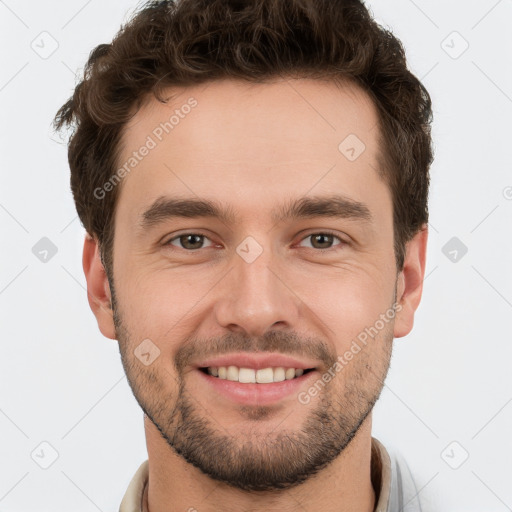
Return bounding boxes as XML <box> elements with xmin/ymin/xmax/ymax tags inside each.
<box><xmin>143</xmin><ymin>414</ymin><xmax>376</xmax><ymax>512</ymax></box>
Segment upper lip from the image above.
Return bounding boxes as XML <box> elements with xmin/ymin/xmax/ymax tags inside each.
<box><xmin>194</xmin><ymin>352</ymin><xmax>318</xmax><ymax>370</ymax></box>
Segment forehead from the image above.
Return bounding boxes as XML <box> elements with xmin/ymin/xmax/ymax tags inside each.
<box><xmin>114</xmin><ymin>77</ymin><xmax>388</xmax><ymax>226</ymax></box>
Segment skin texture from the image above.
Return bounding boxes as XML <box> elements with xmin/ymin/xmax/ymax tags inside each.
<box><xmin>83</xmin><ymin>77</ymin><xmax>428</xmax><ymax>512</ymax></box>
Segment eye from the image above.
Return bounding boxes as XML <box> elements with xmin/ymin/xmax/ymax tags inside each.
<box><xmin>165</xmin><ymin>233</ymin><xmax>215</xmax><ymax>250</ymax></box>
<box><xmin>163</xmin><ymin>231</ymin><xmax>347</xmax><ymax>252</ymax></box>
<box><xmin>297</xmin><ymin>231</ymin><xmax>346</xmax><ymax>250</ymax></box>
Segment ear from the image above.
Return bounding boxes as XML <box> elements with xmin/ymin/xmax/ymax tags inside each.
<box><xmin>393</xmin><ymin>224</ymin><xmax>428</xmax><ymax>338</ymax></box>
<box><xmin>82</xmin><ymin>233</ymin><xmax>116</xmax><ymax>340</ymax></box>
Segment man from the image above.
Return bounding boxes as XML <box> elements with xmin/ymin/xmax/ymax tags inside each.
<box><xmin>54</xmin><ymin>0</ymin><xmax>433</xmax><ymax>510</ymax></box>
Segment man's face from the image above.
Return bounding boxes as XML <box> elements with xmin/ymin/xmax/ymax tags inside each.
<box><xmin>108</xmin><ymin>78</ymin><xmax>400</xmax><ymax>491</ymax></box>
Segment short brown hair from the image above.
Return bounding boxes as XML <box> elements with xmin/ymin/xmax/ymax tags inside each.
<box><xmin>53</xmin><ymin>0</ymin><xmax>433</xmax><ymax>277</ymax></box>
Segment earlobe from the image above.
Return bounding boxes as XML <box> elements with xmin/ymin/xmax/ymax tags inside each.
<box><xmin>82</xmin><ymin>233</ymin><xmax>117</xmax><ymax>340</ymax></box>
<box><xmin>393</xmin><ymin>225</ymin><xmax>428</xmax><ymax>339</ymax></box>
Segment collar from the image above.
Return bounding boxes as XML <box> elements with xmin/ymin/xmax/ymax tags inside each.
<box><xmin>120</xmin><ymin>436</ymin><xmax>393</xmax><ymax>512</ymax></box>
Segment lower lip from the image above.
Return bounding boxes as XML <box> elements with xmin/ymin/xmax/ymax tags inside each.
<box><xmin>196</xmin><ymin>369</ymin><xmax>317</xmax><ymax>405</ymax></box>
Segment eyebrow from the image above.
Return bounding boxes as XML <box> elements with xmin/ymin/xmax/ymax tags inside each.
<box><xmin>139</xmin><ymin>194</ymin><xmax>373</xmax><ymax>230</ymax></box>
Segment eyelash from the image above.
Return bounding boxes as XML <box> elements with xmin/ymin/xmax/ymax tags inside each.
<box><xmin>163</xmin><ymin>230</ymin><xmax>347</xmax><ymax>252</ymax></box>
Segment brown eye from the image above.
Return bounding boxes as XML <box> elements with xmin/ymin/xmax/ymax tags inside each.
<box><xmin>166</xmin><ymin>233</ymin><xmax>214</xmax><ymax>250</ymax></box>
<box><xmin>298</xmin><ymin>232</ymin><xmax>344</xmax><ymax>250</ymax></box>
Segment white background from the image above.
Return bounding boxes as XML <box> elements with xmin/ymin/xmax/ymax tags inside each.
<box><xmin>1</xmin><ymin>0</ymin><xmax>511</xmax><ymax>510</ymax></box>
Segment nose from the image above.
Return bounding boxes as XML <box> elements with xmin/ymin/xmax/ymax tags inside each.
<box><xmin>213</xmin><ymin>241</ymin><xmax>300</xmax><ymax>338</ymax></box>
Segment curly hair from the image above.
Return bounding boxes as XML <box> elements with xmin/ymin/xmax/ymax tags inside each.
<box><xmin>53</xmin><ymin>0</ymin><xmax>433</xmax><ymax>277</ymax></box>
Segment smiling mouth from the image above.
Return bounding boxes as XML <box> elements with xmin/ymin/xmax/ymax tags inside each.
<box><xmin>199</xmin><ymin>366</ymin><xmax>315</xmax><ymax>384</ymax></box>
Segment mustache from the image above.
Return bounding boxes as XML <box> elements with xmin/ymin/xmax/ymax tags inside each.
<box><xmin>174</xmin><ymin>330</ymin><xmax>337</xmax><ymax>374</ymax></box>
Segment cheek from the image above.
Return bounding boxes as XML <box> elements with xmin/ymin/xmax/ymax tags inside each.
<box><xmin>116</xmin><ymin>270</ymin><xmax>206</xmax><ymax>349</ymax></box>
<box><xmin>301</xmin><ymin>269</ymin><xmax>395</xmax><ymax>349</ymax></box>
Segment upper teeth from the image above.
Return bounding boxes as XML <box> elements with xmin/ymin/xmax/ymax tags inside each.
<box><xmin>207</xmin><ymin>366</ymin><xmax>305</xmax><ymax>383</ymax></box>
